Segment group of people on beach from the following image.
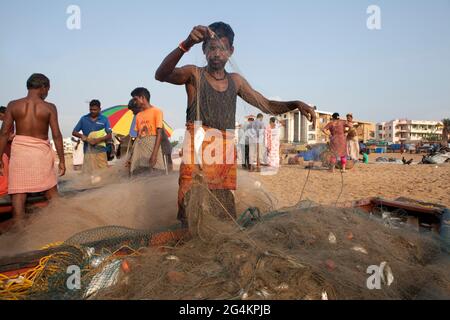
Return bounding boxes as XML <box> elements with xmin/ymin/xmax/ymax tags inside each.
<box><xmin>71</xmin><ymin>89</ymin><xmax>173</xmax><ymax>179</ymax></box>
<box><xmin>0</xmin><ymin>21</ymin><xmax>316</xmax><ymax>229</ymax></box>
<box><xmin>237</xmin><ymin>113</ymin><xmax>281</xmax><ymax>172</ymax></box>
<box><xmin>322</xmin><ymin>112</ymin><xmax>362</xmax><ymax>173</ymax></box>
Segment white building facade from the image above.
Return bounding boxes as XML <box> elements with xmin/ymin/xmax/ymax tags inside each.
<box><xmin>376</xmin><ymin>119</ymin><xmax>443</xmax><ymax>143</ymax></box>
<box><xmin>279</xmin><ymin>109</ymin><xmax>333</xmax><ymax>144</ymax></box>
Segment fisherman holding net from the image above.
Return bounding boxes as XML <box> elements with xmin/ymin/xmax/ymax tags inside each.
<box><xmin>155</xmin><ymin>22</ymin><xmax>316</xmax><ymax>227</ymax></box>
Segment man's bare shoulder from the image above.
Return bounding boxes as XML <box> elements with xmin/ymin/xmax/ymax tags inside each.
<box><xmin>8</xmin><ymin>98</ymin><xmax>55</xmax><ymax>109</ymax></box>
<box><xmin>184</xmin><ymin>65</ymin><xmax>202</xmax><ymax>78</ymax></box>
<box><xmin>181</xmin><ymin>64</ymin><xmax>199</xmax><ymax>71</ymax></box>
<box><xmin>7</xmin><ymin>97</ymin><xmax>27</xmax><ymax>109</ymax></box>
<box><xmin>229</xmin><ymin>72</ymin><xmax>246</xmax><ymax>88</ymax></box>
<box><xmin>228</xmin><ymin>72</ymin><xmax>243</xmax><ymax>79</ymax></box>
<box><xmin>177</xmin><ymin>64</ymin><xmax>199</xmax><ymax>76</ymax></box>
<box><xmin>43</xmin><ymin>101</ymin><xmax>57</xmax><ymax>111</ymax></box>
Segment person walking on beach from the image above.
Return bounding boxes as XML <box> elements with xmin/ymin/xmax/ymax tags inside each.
<box><xmin>254</xmin><ymin>113</ymin><xmax>266</xmax><ymax>168</ymax></box>
<box><xmin>346</xmin><ymin>113</ymin><xmax>360</xmax><ymax>161</ymax></box>
<box><xmin>71</xmin><ymin>137</ymin><xmax>84</xmax><ymax>171</ymax></box>
<box><xmin>322</xmin><ymin>113</ymin><xmax>349</xmax><ymax>173</ymax></box>
<box><xmin>243</xmin><ymin>116</ymin><xmax>255</xmax><ymax>170</ymax></box>
<box><xmin>265</xmin><ymin>117</ymin><xmax>281</xmax><ymax>169</ymax></box>
<box><xmin>128</xmin><ymin>88</ymin><xmax>165</xmax><ymax>176</ymax></box>
<box><xmin>127</xmin><ymin>97</ymin><xmax>172</xmax><ymax>174</ymax></box>
<box><xmin>0</xmin><ymin>73</ymin><xmax>65</xmax><ymax>228</ymax></box>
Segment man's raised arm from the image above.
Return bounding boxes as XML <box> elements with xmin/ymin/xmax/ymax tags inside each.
<box><xmin>155</xmin><ymin>26</ymin><xmax>212</xmax><ymax>85</ymax></box>
<box><xmin>235</xmin><ymin>75</ymin><xmax>317</xmax><ymax>129</ymax></box>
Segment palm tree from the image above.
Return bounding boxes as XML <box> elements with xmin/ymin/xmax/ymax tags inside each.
<box><xmin>442</xmin><ymin>118</ymin><xmax>450</xmax><ymax>147</ymax></box>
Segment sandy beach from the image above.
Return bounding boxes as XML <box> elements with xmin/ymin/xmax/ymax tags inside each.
<box><xmin>253</xmin><ymin>153</ymin><xmax>449</xmax><ymax>210</ymax></box>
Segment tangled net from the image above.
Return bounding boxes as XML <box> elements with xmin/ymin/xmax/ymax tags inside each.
<box><xmin>2</xmin><ymin>175</ymin><xmax>449</xmax><ymax>300</ymax></box>
<box><xmin>95</xmin><ymin>181</ymin><xmax>450</xmax><ymax>300</ymax></box>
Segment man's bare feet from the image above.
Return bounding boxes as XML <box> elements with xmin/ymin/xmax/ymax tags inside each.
<box><xmin>0</xmin><ymin>218</ymin><xmax>26</xmax><ymax>234</ymax></box>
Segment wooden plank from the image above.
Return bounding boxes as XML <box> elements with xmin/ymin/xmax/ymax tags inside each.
<box><xmin>407</xmin><ymin>216</ymin><xmax>420</xmax><ymax>232</ymax></box>
<box><xmin>372</xmin><ymin>198</ymin><xmax>443</xmax><ymax>217</ymax></box>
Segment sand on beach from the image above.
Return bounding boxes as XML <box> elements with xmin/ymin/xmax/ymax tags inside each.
<box><xmin>254</xmin><ymin>152</ymin><xmax>450</xmax><ymax>210</ymax></box>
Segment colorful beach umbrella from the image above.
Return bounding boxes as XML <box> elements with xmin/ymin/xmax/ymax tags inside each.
<box><xmin>102</xmin><ymin>105</ymin><xmax>174</xmax><ymax>138</ymax></box>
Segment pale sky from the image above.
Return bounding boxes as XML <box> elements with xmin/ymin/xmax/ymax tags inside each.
<box><xmin>1</xmin><ymin>0</ymin><xmax>449</xmax><ymax>137</ymax></box>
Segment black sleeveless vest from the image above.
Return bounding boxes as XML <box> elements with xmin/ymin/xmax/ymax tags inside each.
<box><xmin>186</xmin><ymin>69</ymin><xmax>237</xmax><ymax>131</ymax></box>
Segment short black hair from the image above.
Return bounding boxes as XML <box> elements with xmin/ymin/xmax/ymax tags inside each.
<box><xmin>89</xmin><ymin>100</ymin><xmax>101</xmax><ymax>108</ymax></box>
<box><xmin>332</xmin><ymin>113</ymin><xmax>340</xmax><ymax>120</ymax></box>
<box><xmin>257</xmin><ymin>113</ymin><xmax>264</xmax><ymax>119</ymax></box>
<box><xmin>270</xmin><ymin>117</ymin><xmax>276</xmax><ymax>123</ymax></box>
<box><xmin>27</xmin><ymin>73</ymin><xmax>50</xmax><ymax>90</ymax></box>
<box><xmin>0</xmin><ymin>106</ymin><xmax>6</xmax><ymax>114</ymax></box>
<box><xmin>131</xmin><ymin>87</ymin><xmax>151</xmax><ymax>102</ymax></box>
<box><xmin>128</xmin><ymin>99</ymin><xmax>137</xmax><ymax>110</ymax></box>
<box><xmin>208</xmin><ymin>21</ymin><xmax>235</xmax><ymax>46</ymax></box>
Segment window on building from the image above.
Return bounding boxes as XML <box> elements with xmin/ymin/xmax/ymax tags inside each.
<box><xmin>378</xmin><ymin>125</ymin><xmax>383</xmax><ymax>130</ymax></box>
<box><xmin>308</xmin><ymin>134</ymin><xmax>316</xmax><ymax>141</ymax></box>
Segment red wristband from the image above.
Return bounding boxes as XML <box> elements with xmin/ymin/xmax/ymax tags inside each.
<box><xmin>178</xmin><ymin>41</ymin><xmax>189</xmax><ymax>53</ymax></box>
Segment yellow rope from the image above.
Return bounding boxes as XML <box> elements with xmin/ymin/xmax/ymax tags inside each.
<box><xmin>0</xmin><ymin>243</ymin><xmax>145</xmax><ymax>300</ymax></box>
<box><xmin>40</xmin><ymin>242</ymin><xmax>64</xmax><ymax>250</ymax></box>
<box><xmin>0</xmin><ymin>255</ymin><xmax>52</xmax><ymax>300</ymax></box>
<box><xmin>0</xmin><ymin>241</ymin><xmax>67</xmax><ymax>300</ymax></box>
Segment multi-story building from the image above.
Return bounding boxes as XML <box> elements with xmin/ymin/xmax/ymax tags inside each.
<box><xmin>279</xmin><ymin>109</ymin><xmax>333</xmax><ymax>144</ymax></box>
<box><xmin>376</xmin><ymin>119</ymin><xmax>443</xmax><ymax>143</ymax></box>
<box><xmin>355</xmin><ymin>121</ymin><xmax>376</xmax><ymax>143</ymax></box>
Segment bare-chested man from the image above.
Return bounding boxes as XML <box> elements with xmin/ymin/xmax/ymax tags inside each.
<box><xmin>0</xmin><ymin>73</ymin><xmax>65</xmax><ymax>227</ymax></box>
<box><xmin>155</xmin><ymin>22</ymin><xmax>316</xmax><ymax>227</ymax></box>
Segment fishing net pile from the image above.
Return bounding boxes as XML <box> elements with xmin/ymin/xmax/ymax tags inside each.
<box><xmin>2</xmin><ymin>178</ymin><xmax>449</xmax><ymax>300</ymax></box>
<box><xmin>0</xmin><ymin>226</ymin><xmax>183</xmax><ymax>300</ymax></box>
<box><xmin>94</xmin><ymin>182</ymin><xmax>450</xmax><ymax>300</ymax></box>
